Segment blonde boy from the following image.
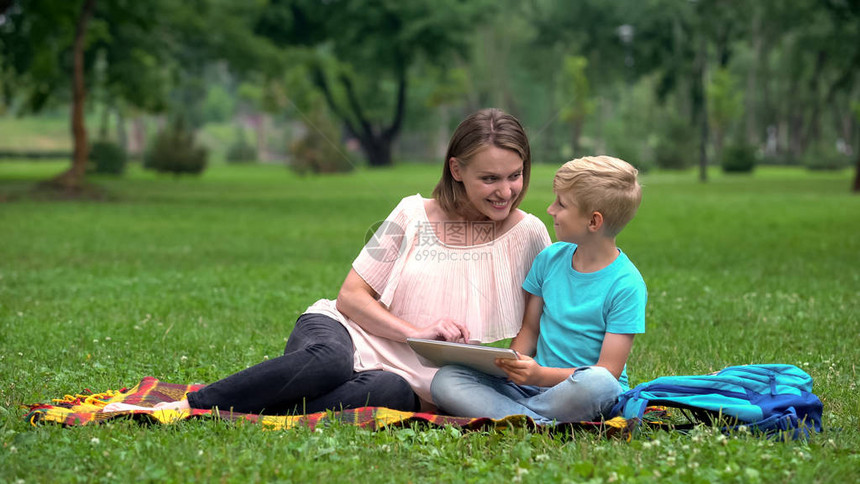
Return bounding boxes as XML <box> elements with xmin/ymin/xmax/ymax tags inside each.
<box><xmin>431</xmin><ymin>156</ymin><xmax>646</xmax><ymax>423</ymax></box>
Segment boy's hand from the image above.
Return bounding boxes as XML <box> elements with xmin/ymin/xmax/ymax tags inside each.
<box><xmin>495</xmin><ymin>353</ymin><xmax>544</xmax><ymax>386</ymax></box>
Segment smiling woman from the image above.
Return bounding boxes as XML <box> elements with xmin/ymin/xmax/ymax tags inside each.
<box><xmin>105</xmin><ymin>108</ymin><xmax>551</xmax><ymax>415</ymax></box>
<box><xmin>450</xmin><ymin>146</ymin><xmax>524</xmax><ymax>222</ymax></box>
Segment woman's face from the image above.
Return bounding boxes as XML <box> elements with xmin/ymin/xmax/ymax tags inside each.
<box><xmin>450</xmin><ymin>145</ymin><xmax>524</xmax><ymax>222</ymax></box>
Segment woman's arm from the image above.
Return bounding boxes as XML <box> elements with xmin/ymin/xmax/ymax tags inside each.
<box><xmin>335</xmin><ymin>269</ymin><xmax>470</xmax><ymax>343</ymax></box>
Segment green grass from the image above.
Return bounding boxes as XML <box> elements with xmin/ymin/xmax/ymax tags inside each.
<box><xmin>1</xmin><ymin>162</ymin><xmax>858</xmax><ymax>482</ymax></box>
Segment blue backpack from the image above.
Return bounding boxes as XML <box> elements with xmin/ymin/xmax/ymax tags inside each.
<box><xmin>611</xmin><ymin>364</ymin><xmax>823</xmax><ymax>438</ymax></box>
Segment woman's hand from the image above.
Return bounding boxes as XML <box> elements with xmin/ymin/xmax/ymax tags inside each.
<box><xmin>495</xmin><ymin>354</ymin><xmax>543</xmax><ymax>385</ymax></box>
<box><xmin>411</xmin><ymin>318</ymin><xmax>470</xmax><ymax>343</ymax></box>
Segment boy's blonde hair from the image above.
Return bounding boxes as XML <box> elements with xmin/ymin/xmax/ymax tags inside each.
<box><xmin>553</xmin><ymin>156</ymin><xmax>642</xmax><ymax>237</ymax></box>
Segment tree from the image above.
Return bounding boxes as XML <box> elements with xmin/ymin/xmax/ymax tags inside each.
<box><xmin>559</xmin><ymin>55</ymin><xmax>595</xmax><ymax>158</ymax></box>
<box><xmin>254</xmin><ymin>0</ymin><xmax>489</xmax><ymax>167</ymax></box>
<box><xmin>1</xmin><ymin>0</ymin><xmax>275</xmax><ymax>191</ymax></box>
<box><xmin>1</xmin><ymin>0</ymin><xmax>97</xmax><ymax>191</ymax></box>
<box><xmin>707</xmin><ymin>68</ymin><xmax>743</xmax><ymax>162</ymax></box>
<box><xmin>0</xmin><ymin>0</ymin><xmax>177</xmax><ymax>192</ymax></box>
<box><xmin>61</xmin><ymin>0</ymin><xmax>96</xmax><ymax>191</ymax></box>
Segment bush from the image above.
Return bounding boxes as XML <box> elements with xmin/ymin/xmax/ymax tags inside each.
<box><xmin>226</xmin><ymin>128</ymin><xmax>257</xmax><ymax>164</ymax></box>
<box><xmin>89</xmin><ymin>140</ymin><xmax>127</xmax><ymax>175</ymax></box>
<box><xmin>802</xmin><ymin>143</ymin><xmax>851</xmax><ymax>171</ymax></box>
<box><xmin>143</xmin><ymin>118</ymin><xmax>208</xmax><ymax>175</ymax></box>
<box><xmin>289</xmin><ymin>106</ymin><xmax>353</xmax><ymax>175</ymax></box>
<box><xmin>654</xmin><ymin>119</ymin><xmax>696</xmax><ymax>170</ymax></box>
<box><xmin>721</xmin><ymin>143</ymin><xmax>757</xmax><ymax>173</ymax></box>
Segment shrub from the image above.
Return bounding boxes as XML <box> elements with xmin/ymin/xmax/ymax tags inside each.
<box><xmin>721</xmin><ymin>143</ymin><xmax>757</xmax><ymax>173</ymax></box>
<box><xmin>226</xmin><ymin>127</ymin><xmax>257</xmax><ymax>164</ymax></box>
<box><xmin>89</xmin><ymin>140</ymin><xmax>128</xmax><ymax>175</ymax></box>
<box><xmin>654</xmin><ymin>119</ymin><xmax>695</xmax><ymax>170</ymax></box>
<box><xmin>289</xmin><ymin>107</ymin><xmax>353</xmax><ymax>174</ymax></box>
<box><xmin>143</xmin><ymin>118</ymin><xmax>208</xmax><ymax>175</ymax></box>
<box><xmin>802</xmin><ymin>143</ymin><xmax>851</xmax><ymax>171</ymax></box>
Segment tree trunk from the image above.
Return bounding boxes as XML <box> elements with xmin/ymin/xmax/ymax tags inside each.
<box><xmin>310</xmin><ymin>61</ymin><xmax>406</xmax><ymax>168</ymax></box>
<box><xmin>853</xmin><ymin>151</ymin><xmax>860</xmax><ymax>193</ymax></box>
<box><xmin>745</xmin><ymin>9</ymin><xmax>762</xmax><ymax>146</ymax></box>
<box><xmin>116</xmin><ymin>108</ymin><xmax>127</xmax><ymax>152</ymax></box>
<box><xmin>693</xmin><ymin>30</ymin><xmax>708</xmax><ymax>182</ymax></box>
<box><xmin>854</xmin><ymin>110</ymin><xmax>860</xmax><ymax>193</ymax></box>
<box><xmin>360</xmin><ymin>136</ymin><xmax>393</xmax><ymax>167</ymax></box>
<box><xmin>48</xmin><ymin>0</ymin><xmax>96</xmax><ymax>191</ymax></box>
<box><xmin>131</xmin><ymin>116</ymin><xmax>146</xmax><ymax>156</ymax></box>
<box><xmin>571</xmin><ymin>120</ymin><xmax>583</xmax><ymax>158</ymax></box>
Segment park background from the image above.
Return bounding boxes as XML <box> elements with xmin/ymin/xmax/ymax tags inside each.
<box><xmin>2</xmin><ymin>0</ymin><xmax>859</xmax><ymax>482</ymax></box>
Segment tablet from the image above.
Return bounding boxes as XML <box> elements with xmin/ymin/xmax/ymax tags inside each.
<box><xmin>406</xmin><ymin>338</ymin><xmax>518</xmax><ymax>377</ymax></box>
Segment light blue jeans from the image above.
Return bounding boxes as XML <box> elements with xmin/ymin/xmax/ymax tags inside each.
<box><xmin>431</xmin><ymin>365</ymin><xmax>622</xmax><ymax>425</ymax></box>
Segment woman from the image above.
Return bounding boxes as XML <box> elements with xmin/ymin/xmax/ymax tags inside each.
<box><xmin>107</xmin><ymin>108</ymin><xmax>551</xmax><ymax>414</ymax></box>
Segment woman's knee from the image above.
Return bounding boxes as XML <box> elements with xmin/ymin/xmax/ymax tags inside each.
<box><xmin>302</xmin><ymin>342</ymin><xmax>353</xmax><ymax>378</ymax></box>
<box><xmin>284</xmin><ymin>313</ymin><xmax>352</xmax><ymax>354</ymax></box>
<box><xmin>359</xmin><ymin>371</ymin><xmax>419</xmax><ymax>411</ymax></box>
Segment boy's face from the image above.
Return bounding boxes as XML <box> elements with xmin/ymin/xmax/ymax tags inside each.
<box><xmin>547</xmin><ymin>191</ymin><xmax>592</xmax><ymax>243</ymax></box>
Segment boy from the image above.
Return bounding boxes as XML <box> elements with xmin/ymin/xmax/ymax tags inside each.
<box><xmin>431</xmin><ymin>156</ymin><xmax>646</xmax><ymax>424</ymax></box>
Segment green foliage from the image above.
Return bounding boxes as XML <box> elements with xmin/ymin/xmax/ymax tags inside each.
<box><xmin>559</xmin><ymin>56</ymin><xmax>595</xmax><ymax>124</ymax></box>
<box><xmin>654</xmin><ymin>118</ymin><xmax>696</xmax><ymax>170</ymax></box>
<box><xmin>202</xmin><ymin>85</ymin><xmax>236</xmax><ymax>123</ymax></box>
<box><xmin>707</xmin><ymin>68</ymin><xmax>743</xmax><ymax>144</ymax></box>
<box><xmin>721</xmin><ymin>143</ymin><xmax>757</xmax><ymax>173</ymax></box>
<box><xmin>225</xmin><ymin>127</ymin><xmax>258</xmax><ymax>164</ymax></box>
<box><xmin>802</xmin><ymin>142</ymin><xmax>852</xmax><ymax>171</ymax></box>
<box><xmin>88</xmin><ymin>140</ymin><xmax>128</xmax><ymax>175</ymax></box>
<box><xmin>289</xmin><ymin>104</ymin><xmax>353</xmax><ymax>175</ymax></box>
<box><xmin>143</xmin><ymin>118</ymin><xmax>208</xmax><ymax>175</ymax></box>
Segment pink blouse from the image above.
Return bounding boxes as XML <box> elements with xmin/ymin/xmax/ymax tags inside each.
<box><xmin>305</xmin><ymin>194</ymin><xmax>551</xmax><ymax>404</ymax></box>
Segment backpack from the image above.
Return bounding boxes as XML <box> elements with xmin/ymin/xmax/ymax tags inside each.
<box><xmin>611</xmin><ymin>364</ymin><xmax>823</xmax><ymax>438</ymax></box>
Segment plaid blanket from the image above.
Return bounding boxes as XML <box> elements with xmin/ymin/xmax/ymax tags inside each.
<box><xmin>25</xmin><ymin>377</ymin><xmax>635</xmax><ymax>436</ymax></box>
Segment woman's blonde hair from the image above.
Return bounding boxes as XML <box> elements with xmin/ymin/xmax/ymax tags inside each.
<box><xmin>432</xmin><ymin>108</ymin><xmax>531</xmax><ymax>216</ymax></box>
<box><xmin>553</xmin><ymin>156</ymin><xmax>642</xmax><ymax>237</ymax></box>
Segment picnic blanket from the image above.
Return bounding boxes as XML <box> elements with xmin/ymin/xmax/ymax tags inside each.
<box><xmin>24</xmin><ymin>377</ymin><xmax>635</xmax><ymax>436</ymax></box>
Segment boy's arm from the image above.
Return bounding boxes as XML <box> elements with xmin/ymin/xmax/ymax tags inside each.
<box><xmin>499</xmin><ymin>333</ymin><xmax>636</xmax><ymax>387</ymax></box>
<box><xmin>595</xmin><ymin>332</ymin><xmax>635</xmax><ymax>380</ymax></box>
<box><xmin>499</xmin><ymin>292</ymin><xmax>575</xmax><ymax>386</ymax></box>
<box><xmin>509</xmin><ymin>291</ymin><xmax>542</xmax><ymax>356</ymax></box>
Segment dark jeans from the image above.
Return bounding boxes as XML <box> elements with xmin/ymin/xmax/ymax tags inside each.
<box><xmin>186</xmin><ymin>312</ymin><xmax>420</xmax><ymax>415</ymax></box>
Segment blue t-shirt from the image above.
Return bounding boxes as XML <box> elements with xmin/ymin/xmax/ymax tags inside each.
<box><xmin>522</xmin><ymin>242</ymin><xmax>647</xmax><ymax>390</ymax></box>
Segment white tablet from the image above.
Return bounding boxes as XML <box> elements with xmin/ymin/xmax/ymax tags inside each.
<box><xmin>406</xmin><ymin>338</ymin><xmax>518</xmax><ymax>377</ymax></box>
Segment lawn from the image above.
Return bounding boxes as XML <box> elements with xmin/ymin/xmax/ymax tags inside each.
<box><xmin>1</xmin><ymin>161</ymin><xmax>858</xmax><ymax>482</ymax></box>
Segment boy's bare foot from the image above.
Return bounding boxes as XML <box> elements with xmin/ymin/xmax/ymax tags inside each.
<box><xmin>153</xmin><ymin>399</ymin><xmax>191</xmax><ymax>411</ymax></box>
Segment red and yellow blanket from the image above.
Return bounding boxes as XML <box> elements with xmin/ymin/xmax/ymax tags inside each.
<box><xmin>24</xmin><ymin>377</ymin><xmax>634</xmax><ymax>436</ymax></box>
